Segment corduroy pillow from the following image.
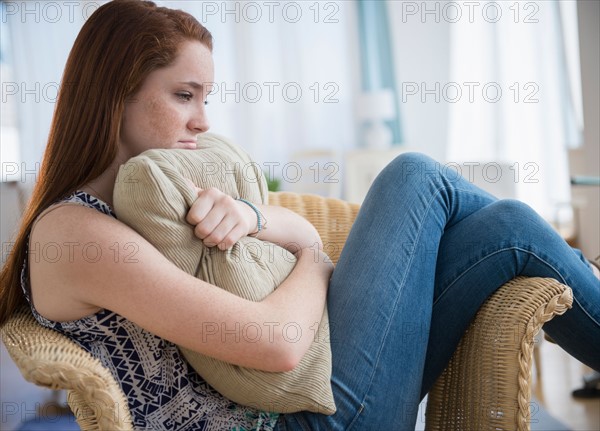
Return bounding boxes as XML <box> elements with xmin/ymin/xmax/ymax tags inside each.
<box><xmin>112</xmin><ymin>133</ymin><xmax>335</xmax><ymax>414</ymax></box>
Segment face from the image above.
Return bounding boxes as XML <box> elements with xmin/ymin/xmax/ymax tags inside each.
<box><xmin>119</xmin><ymin>41</ymin><xmax>214</xmax><ymax>157</ymax></box>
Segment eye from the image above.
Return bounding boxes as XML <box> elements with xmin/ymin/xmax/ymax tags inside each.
<box><xmin>176</xmin><ymin>92</ymin><xmax>193</xmax><ymax>102</ymax></box>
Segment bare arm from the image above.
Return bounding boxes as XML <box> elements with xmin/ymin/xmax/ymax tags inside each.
<box><xmin>252</xmin><ymin>203</ymin><xmax>323</xmax><ymax>253</ymax></box>
<box><xmin>29</xmin><ymin>205</ymin><xmax>332</xmax><ymax>372</ymax></box>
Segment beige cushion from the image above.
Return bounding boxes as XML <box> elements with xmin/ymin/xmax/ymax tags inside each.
<box><xmin>112</xmin><ymin>133</ymin><xmax>335</xmax><ymax>414</ymax></box>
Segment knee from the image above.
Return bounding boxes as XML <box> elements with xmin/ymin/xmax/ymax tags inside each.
<box><xmin>375</xmin><ymin>152</ymin><xmax>441</xmax><ymax>186</ymax></box>
<box><xmin>488</xmin><ymin>199</ymin><xmax>542</xmax><ymax>231</ymax></box>
<box><xmin>391</xmin><ymin>152</ymin><xmax>436</xmax><ymax>170</ymax></box>
<box><xmin>492</xmin><ymin>198</ymin><xmax>535</xmax><ymax>216</ymax></box>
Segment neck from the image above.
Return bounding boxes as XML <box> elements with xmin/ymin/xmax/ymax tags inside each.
<box><xmin>82</xmin><ymin>150</ymin><xmax>129</xmax><ymax>207</ymax></box>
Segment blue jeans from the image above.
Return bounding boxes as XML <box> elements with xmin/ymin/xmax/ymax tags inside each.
<box><xmin>275</xmin><ymin>153</ymin><xmax>600</xmax><ymax>431</ymax></box>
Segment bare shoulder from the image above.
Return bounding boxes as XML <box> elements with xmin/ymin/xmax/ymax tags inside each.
<box><xmin>31</xmin><ymin>202</ymin><xmax>139</xmax><ymax>263</ymax></box>
<box><xmin>29</xmin><ymin>202</ymin><xmax>149</xmax><ymax>321</ymax></box>
<box><xmin>29</xmin><ymin>201</ymin><xmax>203</xmax><ymax>326</ymax></box>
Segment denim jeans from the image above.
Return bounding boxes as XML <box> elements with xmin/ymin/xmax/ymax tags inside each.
<box><xmin>274</xmin><ymin>153</ymin><xmax>600</xmax><ymax>431</ymax></box>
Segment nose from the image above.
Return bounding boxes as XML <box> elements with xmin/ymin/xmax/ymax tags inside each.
<box><xmin>188</xmin><ymin>104</ymin><xmax>210</xmax><ymax>134</ymax></box>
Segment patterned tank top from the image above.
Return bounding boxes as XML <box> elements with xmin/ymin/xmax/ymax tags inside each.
<box><xmin>21</xmin><ymin>191</ymin><xmax>279</xmax><ymax>431</ymax></box>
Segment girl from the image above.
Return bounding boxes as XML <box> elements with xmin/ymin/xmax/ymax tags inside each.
<box><xmin>1</xmin><ymin>1</ymin><xmax>598</xmax><ymax>429</ymax></box>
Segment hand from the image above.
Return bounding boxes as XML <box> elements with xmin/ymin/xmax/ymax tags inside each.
<box><xmin>185</xmin><ymin>182</ymin><xmax>258</xmax><ymax>250</ymax></box>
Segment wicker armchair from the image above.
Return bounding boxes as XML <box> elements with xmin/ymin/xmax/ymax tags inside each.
<box><xmin>1</xmin><ymin>192</ymin><xmax>573</xmax><ymax>431</ymax></box>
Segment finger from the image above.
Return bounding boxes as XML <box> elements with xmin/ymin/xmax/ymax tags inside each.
<box><xmin>202</xmin><ymin>214</ymin><xmax>239</xmax><ymax>246</ymax></box>
<box><xmin>194</xmin><ymin>209</ymin><xmax>226</xmax><ymax>241</ymax></box>
<box><xmin>217</xmin><ymin>224</ymin><xmax>248</xmax><ymax>250</ymax></box>
<box><xmin>186</xmin><ymin>186</ymin><xmax>220</xmax><ymax>226</ymax></box>
<box><xmin>188</xmin><ymin>189</ymin><xmax>238</xmax><ymax>239</ymax></box>
<box><xmin>187</xmin><ymin>200</ymin><xmax>209</xmax><ymax>225</ymax></box>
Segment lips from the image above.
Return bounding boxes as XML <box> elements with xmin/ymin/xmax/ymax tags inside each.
<box><xmin>178</xmin><ymin>140</ymin><xmax>198</xmax><ymax>149</ymax></box>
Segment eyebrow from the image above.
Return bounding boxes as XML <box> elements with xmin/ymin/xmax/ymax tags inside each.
<box><xmin>179</xmin><ymin>81</ymin><xmax>213</xmax><ymax>90</ymax></box>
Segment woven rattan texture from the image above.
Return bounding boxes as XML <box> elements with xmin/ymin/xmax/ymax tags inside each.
<box><xmin>0</xmin><ymin>307</ymin><xmax>134</xmax><ymax>430</ymax></box>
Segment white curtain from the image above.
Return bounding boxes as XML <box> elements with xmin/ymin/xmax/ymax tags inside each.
<box><xmin>447</xmin><ymin>0</ymin><xmax>583</xmax><ymax>220</ymax></box>
<box><xmin>3</xmin><ymin>1</ymin><xmax>86</xmax><ymax>189</ymax></box>
<box><xmin>5</xmin><ymin>1</ymin><xmax>358</xmax><ymax>193</ymax></box>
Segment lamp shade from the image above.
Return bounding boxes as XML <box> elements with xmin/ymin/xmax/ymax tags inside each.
<box><xmin>357</xmin><ymin>89</ymin><xmax>396</xmax><ymax>121</ymax></box>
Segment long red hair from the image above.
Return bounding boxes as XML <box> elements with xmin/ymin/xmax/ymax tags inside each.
<box><xmin>0</xmin><ymin>0</ymin><xmax>212</xmax><ymax>324</ymax></box>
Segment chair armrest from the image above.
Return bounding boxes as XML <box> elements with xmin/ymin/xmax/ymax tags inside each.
<box><xmin>425</xmin><ymin>276</ymin><xmax>573</xmax><ymax>431</ymax></box>
<box><xmin>0</xmin><ymin>307</ymin><xmax>133</xmax><ymax>431</ymax></box>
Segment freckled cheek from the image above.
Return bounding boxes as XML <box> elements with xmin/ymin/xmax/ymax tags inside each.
<box><xmin>143</xmin><ymin>99</ymin><xmax>185</xmax><ymax>143</ymax></box>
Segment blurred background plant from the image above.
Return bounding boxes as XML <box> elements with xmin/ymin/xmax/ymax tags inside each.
<box><xmin>264</xmin><ymin>171</ymin><xmax>281</xmax><ymax>192</ymax></box>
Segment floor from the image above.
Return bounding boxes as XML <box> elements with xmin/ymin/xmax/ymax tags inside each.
<box><xmin>1</xmin><ymin>341</ymin><xmax>68</xmax><ymax>431</ymax></box>
<box><xmin>533</xmin><ymin>336</ymin><xmax>600</xmax><ymax>430</ymax></box>
<box><xmin>1</xmin><ymin>336</ymin><xmax>599</xmax><ymax>430</ymax></box>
